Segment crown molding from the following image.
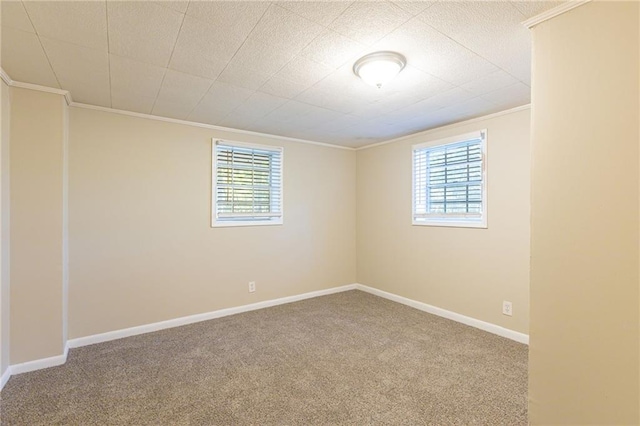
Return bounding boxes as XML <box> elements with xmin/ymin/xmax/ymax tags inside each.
<box><xmin>70</xmin><ymin>102</ymin><xmax>355</xmax><ymax>151</ymax></box>
<box><xmin>0</xmin><ymin>68</ymin><xmax>13</xmax><ymax>86</ymax></box>
<box><xmin>0</xmin><ymin>68</ymin><xmax>530</xmax><ymax>153</ymax></box>
<box><xmin>10</xmin><ymin>80</ymin><xmax>74</xmax><ymax>105</ymax></box>
<box><xmin>1</xmin><ymin>68</ymin><xmax>74</xmax><ymax>105</ymax></box>
<box><xmin>522</xmin><ymin>0</ymin><xmax>591</xmax><ymax>29</ymax></box>
<box><xmin>0</xmin><ymin>69</ymin><xmax>352</xmax><ymax>150</ymax></box>
<box><xmin>355</xmin><ymin>103</ymin><xmax>531</xmax><ymax>151</ymax></box>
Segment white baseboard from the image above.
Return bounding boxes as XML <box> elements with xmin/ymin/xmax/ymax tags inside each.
<box><xmin>355</xmin><ymin>284</ymin><xmax>529</xmax><ymax>345</ymax></box>
<box><xmin>9</xmin><ymin>343</ymin><xmax>69</xmax><ymax>376</ymax></box>
<box><xmin>2</xmin><ymin>343</ymin><xmax>70</xmax><ymax>390</ymax></box>
<box><xmin>1</xmin><ymin>282</ymin><xmax>527</xmax><ymax>391</ymax></box>
<box><xmin>67</xmin><ymin>284</ymin><xmax>358</xmax><ymax>349</ymax></box>
<box><xmin>0</xmin><ymin>366</ymin><xmax>11</xmax><ymax>389</ymax></box>
<box><xmin>1</xmin><ymin>284</ymin><xmax>357</xmax><ymax>391</ymax></box>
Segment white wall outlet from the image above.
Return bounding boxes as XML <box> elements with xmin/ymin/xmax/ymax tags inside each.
<box><xmin>248</xmin><ymin>281</ymin><xmax>256</xmax><ymax>293</ymax></box>
<box><xmin>502</xmin><ymin>301</ymin><xmax>513</xmax><ymax>316</ymax></box>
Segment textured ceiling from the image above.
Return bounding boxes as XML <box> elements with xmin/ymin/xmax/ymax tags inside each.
<box><xmin>1</xmin><ymin>1</ymin><xmax>560</xmax><ymax>148</ymax></box>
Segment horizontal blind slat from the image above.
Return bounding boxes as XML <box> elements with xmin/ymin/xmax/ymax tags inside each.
<box><xmin>413</xmin><ymin>136</ymin><xmax>484</xmax><ymax>220</ymax></box>
<box><xmin>215</xmin><ymin>142</ymin><xmax>283</xmax><ymax>221</ymax></box>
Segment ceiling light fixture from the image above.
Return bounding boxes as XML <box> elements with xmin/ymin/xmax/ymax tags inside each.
<box><xmin>353</xmin><ymin>51</ymin><xmax>406</xmax><ymax>89</ymax></box>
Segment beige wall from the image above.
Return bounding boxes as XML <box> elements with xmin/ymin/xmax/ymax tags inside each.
<box><xmin>356</xmin><ymin>108</ymin><xmax>531</xmax><ymax>334</ymax></box>
<box><xmin>0</xmin><ymin>79</ymin><xmax>10</xmax><ymax>375</ymax></box>
<box><xmin>10</xmin><ymin>87</ymin><xmax>68</xmax><ymax>364</ymax></box>
<box><xmin>528</xmin><ymin>1</ymin><xmax>640</xmax><ymax>424</ymax></box>
<box><xmin>68</xmin><ymin>107</ymin><xmax>356</xmax><ymax>339</ymax></box>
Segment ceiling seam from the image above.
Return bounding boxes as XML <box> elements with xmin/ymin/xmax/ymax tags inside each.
<box><xmin>279</xmin><ymin>1</ymin><xmax>436</xmax><ymax>128</ymax></box>
<box><xmin>149</xmin><ymin>1</ymin><xmax>189</xmax><ymax>114</ymax></box>
<box><xmin>355</xmin><ymin>103</ymin><xmax>531</xmax><ymax>150</ymax></box>
<box><xmin>21</xmin><ymin>0</ymin><xmax>64</xmax><ymax>91</ymax></box>
<box><xmin>184</xmin><ymin>2</ymin><xmax>272</xmax><ymax>123</ymax></box>
<box><xmin>5</xmin><ymin>1</ymin><xmax>540</xmax><ymax>147</ymax></box>
<box><xmin>248</xmin><ymin>4</ymin><xmax>363</xmax><ymax>125</ymax></box>
<box><xmin>414</xmin><ymin>13</ymin><xmax>528</xmax><ymax>87</ymax></box>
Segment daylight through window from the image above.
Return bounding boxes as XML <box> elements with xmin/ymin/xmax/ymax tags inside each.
<box><xmin>412</xmin><ymin>130</ymin><xmax>487</xmax><ymax>228</ymax></box>
<box><xmin>212</xmin><ymin>140</ymin><xmax>283</xmax><ymax>227</ymax></box>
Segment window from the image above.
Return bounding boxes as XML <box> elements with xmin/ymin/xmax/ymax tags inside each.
<box><xmin>412</xmin><ymin>130</ymin><xmax>487</xmax><ymax>228</ymax></box>
<box><xmin>212</xmin><ymin>139</ymin><xmax>283</xmax><ymax>227</ymax></box>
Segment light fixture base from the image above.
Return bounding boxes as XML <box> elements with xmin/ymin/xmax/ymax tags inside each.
<box><xmin>353</xmin><ymin>51</ymin><xmax>407</xmax><ymax>89</ymax></box>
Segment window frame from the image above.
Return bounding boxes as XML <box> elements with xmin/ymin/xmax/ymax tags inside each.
<box><xmin>411</xmin><ymin>130</ymin><xmax>487</xmax><ymax>229</ymax></box>
<box><xmin>211</xmin><ymin>139</ymin><xmax>284</xmax><ymax>228</ymax></box>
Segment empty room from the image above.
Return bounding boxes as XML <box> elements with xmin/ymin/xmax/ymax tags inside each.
<box><xmin>0</xmin><ymin>0</ymin><xmax>638</xmax><ymax>424</ymax></box>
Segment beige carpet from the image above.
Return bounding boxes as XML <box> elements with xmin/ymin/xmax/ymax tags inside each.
<box><xmin>0</xmin><ymin>290</ymin><xmax>528</xmax><ymax>425</ymax></box>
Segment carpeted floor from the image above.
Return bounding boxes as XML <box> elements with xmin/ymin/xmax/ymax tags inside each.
<box><xmin>0</xmin><ymin>290</ymin><xmax>528</xmax><ymax>425</ymax></box>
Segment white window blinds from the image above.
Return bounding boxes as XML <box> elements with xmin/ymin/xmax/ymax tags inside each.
<box><xmin>212</xmin><ymin>140</ymin><xmax>283</xmax><ymax>226</ymax></box>
<box><xmin>412</xmin><ymin>130</ymin><xmax>487</xmax><ymax>228</ymax></box>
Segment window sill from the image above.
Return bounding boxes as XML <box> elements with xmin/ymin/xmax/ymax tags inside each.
<box><xmin>412</xmin><ymin>219</ymin><xmax>487</xmax><ymax>229</ymax></box>
<box><xmin>211</xmin><ymin>219</ymin><xmax>283</xmax><ymax>228</ymax></box>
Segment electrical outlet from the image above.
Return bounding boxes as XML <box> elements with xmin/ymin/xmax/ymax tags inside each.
<box><xmin>248</xmin><ymin>281</ymin><xmax>256</xmax><ymax>293</ymax></box>
<box><xmin>502</xmin><ymin>301</ymin><xmax>513</xmax><ymax>316</ymax></box>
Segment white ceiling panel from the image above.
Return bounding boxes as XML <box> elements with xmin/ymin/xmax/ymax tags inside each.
<box><xmin>1</xmin><ymin>27</ymin><xmax>59</xmax><ymax>88</ymax></box>
<box><xmin>151</xmin><ymin>98</ymin><xmax>195</xmax><ymax>121</ymax></box>
<box><xmin>153</xmin><ymin>1</ymin><xmax>190</xmax><ymax>14</ymax></box>
<box><xmin>278</xmin><ymin>1</ymin><xmax>353</xmax><ymax>26</ymax></box>
<box><xmin>169</xmin><ymin>14</ymin><xmax>252</xmax><ymax>80</ymax></box>
<box><xmin>349</xmin><ymin>94</ymin><xmax>418</xmax><ymax>118</ymax></box>
<box><xmin>274</xmin><ymin>57</ymin><xmax>335</xmax><ymax>87</ymax></box>
<box><xmin>22</xmin><ymin>1</ymin><xmax>107</xmax><ymax>51</ymax></box>
<box><xmin>312</xmin><ymin>63</ymin><xmax>406</xmax><ymax>104</ymax></box>
<box><xmin>329</xmin><ymin>2</ymin><xmax>412</xmax><ymax>46</ymax></box>
<box><xmin>295</xmin><ymin>86</ymin><xmax>362</xmax><ymax>115</ymax></box>
<box><xmin>292</xmin><ymin>112</ymin><xmax>345</xmax><ymax>130</ymax></box>
<box><xmin>40</xmin><ymin>37</ymin><xmax>110</xmax><ymax>107</ymax></box>
<box><xmin>300</xmin><ymin>30</ymin><xmax>366</xmax><ymax>69</ymax></box>
<box><xmin>187</xmin><ymin>103</ymin><xmax>229</xmax><ymax>126</ymax></box>
<box><xmin>511</xmin><ymin>1</ymin><xmax>564</xmax><ymax>18</ymax></box>
<box><xmin>226</xmin><ymin>92</ymin><xmax>289</xmax><ymax>122</ymax></box>
<box><xmin>111</xmin><ymin>90</ymin><xmax>157</xmax><ymax>115</ymax></box>
<box><xmin>310</xmin><ymin>64</ymin><xmax>367</xmax><ymax>95</ymax></box>
<box><xmin>248</xmin><ymin>5</ymin><xmax>325</xmax><ymax>54</ymax></box>
<box><xmin>338</xmin><ymin>122</ymin><xmax>397</xmax><ymax>142</ymax></box>
<box><xmin>1</xmin><ymin>0</ymin><xmax>553</xmax><ymax>148</ymax></box>
<box><xmin>263</xmin><ymin>100</ymin><xmax>322</xmax><ymax>124</ymax></box>
<box><xmin>225</xmin><ymin>38</ymin><xmax>298</xmax><ymax>77</ymax></box>
<box><xmin>324</xmin><ymin>114</ymin><xmax>373</xmax><ymax>132</ymax></box>
<box><xmin>481</xmin><ymin>82</ymin><xmax>531</xmax><ymax>109</ymax></box>
<box><xmin>374</xmin><ymin>18</ymin><xmax>499</xmax><ymax>86</ymax></box>
<box><xmin>461</xmin><ymin>69</ymin><xmax>520</xmax><ymax>97</ymax></box>
<box><xmin>216</xmin><ymin>114</ymin><xmax>260</xmax><ymax>132</ymax></box>
<box><xmin>107</xmin><ymin>1</ymin><xmax>184</xmax><ymax>67</ymax></box>
<box><xmin>153</xmin><ymin>69</ymin><xmax>212</xmax><ymax>111</ymax></box>
<box><xmin>1</xmin><ymin>0</ymin><xmax>34</xmax><ymax>33</ymax></box>
<box><xmin>396</xmin><ymin>96</ymin><xmax>499</xmax><ymax>133</ymax></box>
<box><xmin>258</xmin><ymin>77</ymin><xmax>309</xmax><ymax>100</ymax></box>
<box><xmin>188</xmin><ymin>81</ymin><xmax>254</xmax><ymax>125</ymax></box>
<box><xmin>245</xmin><ymin>120</ymin><xmax>293</xmax><ymax>137</ymax></box>
<box><xmin>216</xmin><ymin>61</ymin><xmax>275</xmax><ymax>91</ymax></box>
<box><xmin>384</xmin><ymin>65</ymin><xmax>454</xmax><ymax>101</ymax></box>
<box><xmin>109</xmin><ymin>54</ymin><xmax>165</xmax><ymax>100</ymax></box>
<box><xmin>420</xmin><ymin>2</ymin><xmax>532</xmax><ymax>83</ymax></box>
<box><xmin>391</xmin><ymin>1</ymin><xmax>437</xmax><ymax>16</ymax></box>
<box><xmin>185</xmin><ymin>1</ymin><xmax>268</xmax><ymax>34</ymax></box>
<box><xmin>202</xmin><ymin>80</ymin><xmax>255</xmax><ymax>108</ymax></box>
<box><xmin>388</xmin><ymin>88</ymin><xmax>478</xmax><ymax>122</ymax></box>
<box><xmin>278</xmin><ymin>104</ymin><xmax>343</xmax><ymax>129</ymax></box>
<box><xmin>436</xmin><ymin>96</ymin><xmax>499</xmax><ymax>120</ymax></box>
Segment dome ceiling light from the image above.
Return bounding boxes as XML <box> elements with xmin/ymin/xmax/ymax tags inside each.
<box><xmin>353</xmin><ymin>51</ymin><xmax>407</xmax><ymax>89</ymax></box>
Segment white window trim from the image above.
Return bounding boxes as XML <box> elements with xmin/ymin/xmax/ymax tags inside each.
<box><xmin>211</xmin><ymin>139</ymin><xmax>284</xmax><ymax>228</ymax></box>
<box><xmin>412</xmin><ymin>130</ymin><xmax>487</xmax><ymax>229</ymax></box>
